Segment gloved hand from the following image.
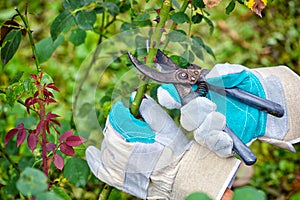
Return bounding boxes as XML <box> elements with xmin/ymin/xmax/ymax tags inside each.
<box><xmin>158</xmin><ymin>63</ymin><xmax>295</xmax><ymax>152</ymax></box>
<box><xmin>86</xmin><ymin>94</ymin><xmax>239</xmax><ymax>200</ymax></box>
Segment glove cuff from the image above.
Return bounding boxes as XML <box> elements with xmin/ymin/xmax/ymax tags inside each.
<box><xmin>253</xmin><ymin>68</ymin><xmax>289</xmax><ymax>140</ymax></box>
<box><xmin>171</xmin><ymin>142</ymin><xmax>240</xmax><ymax>200</ymax></box>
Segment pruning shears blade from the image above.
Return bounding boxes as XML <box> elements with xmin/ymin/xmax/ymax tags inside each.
<box><xmin>128</xmin><ymin>52</ymin><xmax>178</xmax><ymax>83</ymax></box>
<box><xmin>154</xmin><ymin>49</ymin><xmax>179</xmax><ymax>71</ymax></box>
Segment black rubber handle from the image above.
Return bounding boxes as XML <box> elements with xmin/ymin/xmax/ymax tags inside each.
<box><xmin>208</xmin><ymin>84</ymin><xmax>284</xmax><ymax>118</ymax></box>
<box><xmin>182</xmin><ymin>92</ymin><xmax>257</xmax><ymax>165</ymax></box>
<box><xmin>224</xmin><ymin>126</ymin><xmax>257</xmax><ymax>165</ymax></box>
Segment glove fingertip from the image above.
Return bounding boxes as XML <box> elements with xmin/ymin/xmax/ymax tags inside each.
<box><xmin>157</xmin><ymin>85</ymin><xmax>181</xmax><ymax>109</ymax></box>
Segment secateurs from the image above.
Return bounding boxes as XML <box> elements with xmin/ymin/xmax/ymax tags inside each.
<box><xmin>128</xmin><ymin>49</ymin><xmax>284</xmax><ymax>165</ymax></box>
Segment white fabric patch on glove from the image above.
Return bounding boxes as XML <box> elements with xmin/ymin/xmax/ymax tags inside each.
<box><xmin>157</xmin><ymin>86</ymin><xmax>181</xmax><ymax>109</ymax></box>
<box><xmin>180</xmin><ymin>97</ymin><xmax>217</xmax><ymax>131</ymax></box>
<box><xmin>206</xmin><ymin>63</ymin><xmax>247</xmax><ymax>79</ymax></box>
<box><xmin>180</xmin><ymin>97</ymin><xmax>233</xmax><ymax>157</ymax></box>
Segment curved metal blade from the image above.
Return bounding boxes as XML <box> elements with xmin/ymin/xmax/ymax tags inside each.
<box><xmin>128</xmin><ymin>52</ymin><xmax>178</xmax><ymax>83</ymax></box>
<box><xmin>154</xmin><ymin>49</ymin><xmax>179</xmax><ymax>72</ymax></box>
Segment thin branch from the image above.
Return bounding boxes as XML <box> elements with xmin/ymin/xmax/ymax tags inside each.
<box><xmin>0</xmin><ymin>89</ymin><xmax>38</xmax><ymax>114</ymax></box>
<box><xmin>161</xmin><ymin>0</ymin><xmax>190</xmax><ymax>51</ymax></box>
<box><xmin>15</xmin><ymin>4</ymin><xmax>41</xmax><ymax>72</ymax></box>
<box><xmin>130</xmin><ymin>0</ymin><xmax>172</xmax><ymax>117</ymax></box>
<box><xmin>0</xmin><ymin>143</ymin><xmax>21</xmax><ymax>174</ymax></box>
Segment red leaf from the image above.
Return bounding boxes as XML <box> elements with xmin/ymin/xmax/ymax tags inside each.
<box><xmin>44</xmin><ymin>98</ymin><xmax>56</xmax><ymax>103</ymax></box>
<box><xmin>0</xmin><ymin>19</ymin><xmax>20</xmax><ymax>46</ymax></box>
<box><xmin>45</xmin><ymin>120</ymin><xmax>51</xmax><ymax>135</ymax></box>
<box><xmin>4</xmin><ymin>128</ymin><xmax>18</xmax><ymax>146</ymax></box>
<box><xmin>25</xmin><ymin>97</ymin><xmax>38</xmax><ymax>113</ymax></box>
<box><xmin>36</xmin><ymin>120</ymin><xmax>43</xmax><ymax>134</ymax></box>
<box><xmin>33</xmin><ymin>91</ymin><xmax>39</xmax><ymax>98</ymax></box>
<box><xmin>46</xmin><ymin>83</ymin><xmax>59</xmax><ymax>91</ymax></box>
<box><xmin>17</xmin><ymin>128</ymin><xmax>26</xmax><ymax>147</ymax></box>
<box><xmin>60</xmin><ymin>143</ymin><xmax>75</xmax><ymax>156</ymax></box>
<box><xmin>30</xmin><ymin>74</ymin><xmax>37</xmax><ymax>80</ymax></box>
<box><xmin>53</xmin><ymin>153</ymin><xmax>64</xmax><ymax>170</ymax></box>
<box><xmin>16</xmin><ymin>123</ymin><xmax>24</xmax><ymax>129</ymax></box>
<box><xmin>27</xmin><ymin>133</ymin><xmax>37</xmax><ymax>152</ymax></box>
<box><xmin>59</xmin><ymin>130</ymin><xmax>73</xmax><ymax>142</ymax></box>
<box><xmin>46</xmin><ymin>112</ymin><xmax>59</xmax><ymax>120</ymax></box>
<box><xmin>50</xmin><ymin>119</ymin><xmax>61</xmax><ymax>127</ymax></box>
<box><xmin>46</xmin><ymin>143</ymin><xmax>57</xmax><ymax>152</ymax></box>
<box><xmin>43</xmin><ymin>89</ymin><xmax>54</xmax><ymax>98</ymax></box>
<box><xmin>66</xmin><ymin>135</ymin><xmax>86</xmax><ymax>146</ymax></box>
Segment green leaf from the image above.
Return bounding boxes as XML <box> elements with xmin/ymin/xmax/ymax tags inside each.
<box><xmin>79</xmin><ymin>102</ymin><xmax>93</xmax><ymax>117</ymax></box>
<box><xmin>120</xmin><ymin>22</ymin><xmax>131</xmax><ymax>32</ymax></box>
<box><xmin>63</xmin><ymin>157</ymin><xmax>89</xmax><ymax>187</ymax></box>
<box><xmin>233</xmin><ymin>186</ymin><xmax>266</xmax><ymax>200</ymax></box>
<box><xmin>192</xmin><ymin>36</ymin><xmax>204</xmax><ymax>46</ymax></box>
<box><xmin>16</xmin><ymin>167</ymin><xmax>48</xmax><ymax>197</ymax></box>
<box><xmin>191</xmin><ymin>36</ymin><xmax>215</xmax><ymax>59</ymax></box>
<box><xmin>1</xmin><ymin>29</ymin><xmax>22</xmax><ymax>66</ymax></box>
<box><xmin>6</xmin><ymin>82</ymin><xmax>24</xmax><ymax>107</ymax></box>
<box><xmin>226</xmin><ymin>0</ymin><xmax>236</xmax><ymax>14</ymax></box>
<box><xmin>36</xmin><ymin>35</ymin><xmax>64</xmax><ymax>63</ymax></box>
<box><xmin>51</xmin><ymin>186</ymin><xmax>72</xmax><ymax>200</ymax></box>
<box><xmin>62</xmin><ymin>0</ymin><xmax>82</xmax><ymax>10</ymax></box>
<box><xmin>50</xmin><ymin>11</ymin><xmax>75</xmax><ymax>41</ymax></box>
<box><xmin>135</xmin><ymin>35</ymin><xmax>148</xmax><ymax>57</ymax></box>
<box><xmin>192</xmin><ymin>13</ymin><xmax>203</xmax><ymax>24</ymax></box>
<box><xmin>203</xmin><ymin>44</ymin><xmax>215</xmax><ymax>58</ymax></box>
<box><xmin>170</xmin><ymin>55</ymin><xmax>189</xmax><ymax>68</ymax></box>
<box><xmin>9</xmin><ymin>71</ymin><xmax>24</xmax><ymax>84</ymax></box>
<box><xmin>204</xmin><ymin>16</ymin><xmax>214</xmax><ymax>34</ymax></box>
<box><xmin>4</xmin><ymin>170</ymin><xmax>19</xmax><ymax>195</ymax></box>
<box><xmin>75</xmin><ymin>10</ymin><xmax>97</xmax><ymax>30</ymax></box>
<box><xmin>168</xmin><ymin>30</ymin><xmax>187</xmax><ymax>42</ymax></box>
<box><xmin>290</xmin><ymin>192</ymin><xmax>300</xmax><ymax>200</ymax></box>
<box><xmin>192</xmin><ymin>0</ymin><xmax>205</xmax><ymax>9</ymax></box>
<box><xmin>62</xmin><ymin>0</ymin><xmax>94</xmax><ymax>10</ymax></box>
<box><xmin>69</xmin><ymin>28</ymin><xmax>86</xmax><ymax>46</ymax></box>
<box><xmin>170</xmin><ymin>12</ymin><xmax>190</xmax><ymax>24</ymax></box>
<box><xmin>132</xmin><ymin>13</ymin><xmax>151</xmax><ymax>28</ymax></box>
<box><xmin>191</xmin><ymin>44</ymin><xmax>203</xmax><ymax>60</ymax></box>
<box><xmin>182</xmin><ymin>50</ymin><xmax>195</xmax><ymax>64</ymax></box>
<box><xmin>36</xmin><ymin>191</ymin><xmax>63</xmax><ymax>200</ymax></box>
<box><xmin>102</xmin><ymin>2</ymin><xmax>120</xmax><ymax>16</ymax></box>
<box><xmin>185</xmin><ymin>192</ymin><xmax>212</xmax><ymax>200</ymax></box>
<box><xmin>135</xmin><ymin>13</ymin><xmax>150</xmax><ymax>21</ymax></box>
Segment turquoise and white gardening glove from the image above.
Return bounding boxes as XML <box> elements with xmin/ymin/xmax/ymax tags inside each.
<box><xmin>158</xmin><ymin>63</ymin><xmax>295</xmax><ymax>152</ymax></box>
<box><xmin>86</xmin><ymin>94</ymin><xmax>239</xmax><ymax>200</ymax></box>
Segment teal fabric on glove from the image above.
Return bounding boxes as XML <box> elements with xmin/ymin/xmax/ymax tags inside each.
<box><xmin>158</xmin><ymin>70</ymin><xmax>267</xmax><ymax>144</ymax></box>
<box><xmin>109</xmin><ymin>102</ymin><xmax>155</xmax><ymax>143</ymax></box>
<box><xmin>206</xmin><ymin>70</ymin><xmax>267</xmax><ymax>143</ymax></box>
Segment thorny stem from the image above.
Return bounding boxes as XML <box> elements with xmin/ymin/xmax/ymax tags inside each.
<box><xmin>37</xmin><ymin>83</ymin><xmax>48</xmax><ymax>177</ymax></box>
<box><xmin>15</xmin><ymin>4</ymin><xmax>41</xmax><ymax>73</ymax></box>
<box><xmin>161</xmin><ymin>0</ymin><xmax>190</xmax><ymax>51</ymax></box>
<box><xmin>130</xmin><ymin>0</ymin><xmax>172</xmax><ymax>117</ymax></box>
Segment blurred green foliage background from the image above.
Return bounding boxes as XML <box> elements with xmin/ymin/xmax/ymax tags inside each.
<box><xmin>0</xmin><ymin>0</ymin><xmax>300</xmax><ymax>199</ymax></box>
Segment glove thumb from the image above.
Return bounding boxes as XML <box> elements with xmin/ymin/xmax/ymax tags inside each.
<box><xmin>157</xmin><ymin>84</ymin><xmax>182</xmax><ymax>109</ymax></box>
